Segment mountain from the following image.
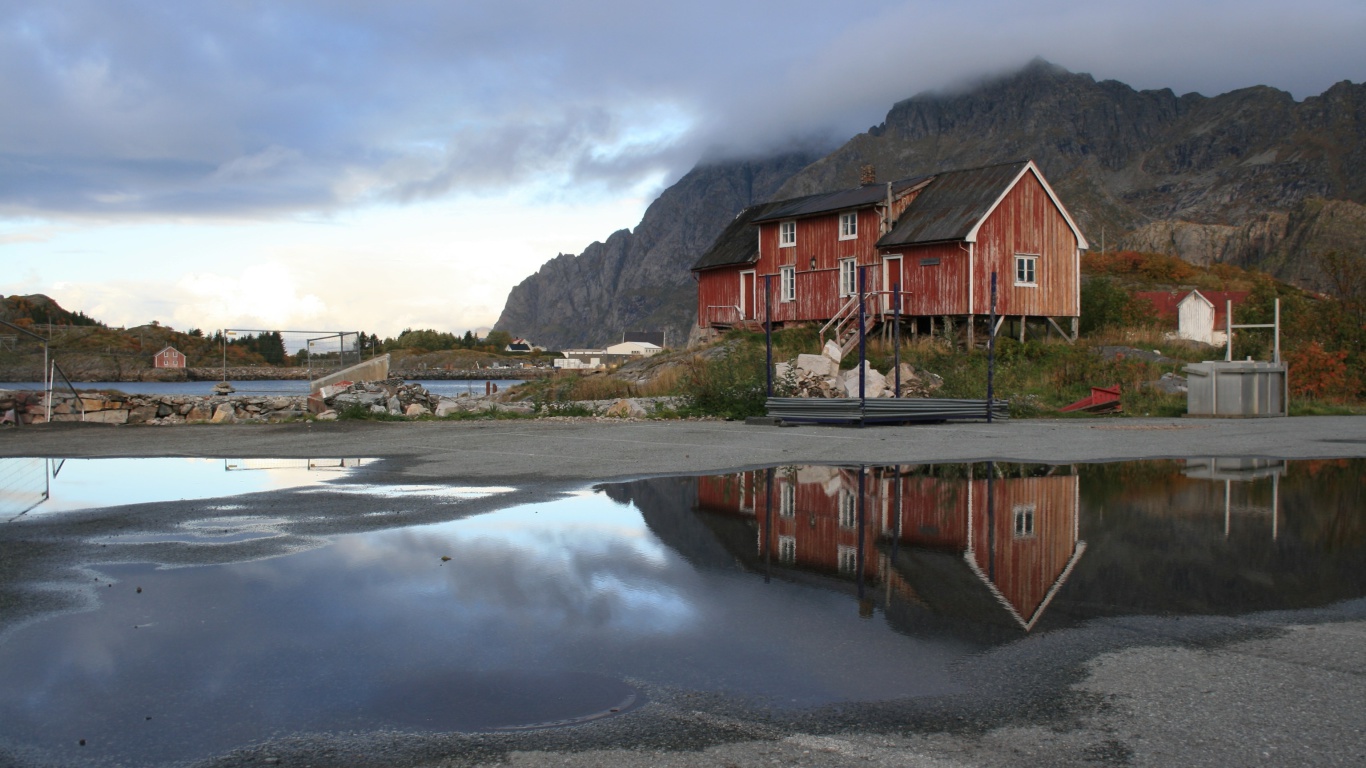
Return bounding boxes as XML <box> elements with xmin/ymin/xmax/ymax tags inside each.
<box><xmin>495</xmin><ymin>60</ymin><xmax>1365</xmax><ymax>347</ymax></box>
<box><xmin>493</xmin><ymin>151</ymin><xmax>821</xmax><ymax>349</ymax></box>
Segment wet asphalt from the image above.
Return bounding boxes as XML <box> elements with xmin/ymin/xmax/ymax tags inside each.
<box><xmin>2</xmin><ymin>416</ymin><xmax>1364</xmax><ymax>767</ymax></box>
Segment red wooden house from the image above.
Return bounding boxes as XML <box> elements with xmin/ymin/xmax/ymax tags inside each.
<box><xmin>692</xmin><ymin>160</ymin><xmax>1088</xmax><ymax>347</ymax></box>
<box><xmin>153</xmin><ymin>346</ymin><xmax>186</xmax><ymax>369</ymax></box>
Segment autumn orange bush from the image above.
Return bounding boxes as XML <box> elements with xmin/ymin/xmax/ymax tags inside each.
<box><xmin>1285</xmin><ymin>342</ymin><xmax>1352</xmax><ymax>401</ymax></box>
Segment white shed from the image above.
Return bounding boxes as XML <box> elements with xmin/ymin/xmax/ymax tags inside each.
<box><xmin>1177</xmin><ymin>291</ymin><xmax>1217</xmax><ymax>345</ymax></box>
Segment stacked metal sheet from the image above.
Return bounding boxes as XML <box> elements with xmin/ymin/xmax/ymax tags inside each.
<box><xmin>765</xmin><ymin>397</ymin><xmax>1008</xmax><ymax>425</ymax></box>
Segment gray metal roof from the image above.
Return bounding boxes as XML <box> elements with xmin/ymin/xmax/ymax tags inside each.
<box><xmin>876</xmin><ymin>160</ymin><xmax>1030</xmax><ymax>247</ymax></box>
<box><xmin>693</xmin><ymin>160</ymin><xmax>1062</xmax><ymax>272</ymax></box>
<box><xmin>690</xmin><ymin>202</ymin><xmax>781</xmax><ymax>271</ymax></box>
<box><xmin>751</xmin><ymin>176</ymin><xmax>932</xmax><ymax>223</ymax></box>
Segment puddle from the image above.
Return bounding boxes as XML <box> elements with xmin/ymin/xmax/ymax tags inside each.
<box><xmin>0</xmin><ymin>458</ymin><xmax>371</xmax><ymax>519</ymax></box>
<box><xmin>0</xmin><ymin>458</ymin><xmax>1363</xmax><ymax>767</ymax></box>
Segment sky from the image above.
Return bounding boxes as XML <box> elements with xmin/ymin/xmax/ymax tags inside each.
<box><xmin>2</xmin><ymin>1</ymin><xmax>1363</xmax><ymax>337</ymax></box>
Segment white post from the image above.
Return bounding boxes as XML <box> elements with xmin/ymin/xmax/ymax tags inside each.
<box><xmin>1225</xmin><ymin>300</ymin><xmax>1233</xmax><ymax>362</ymax></box>
<box><xmin>1273</xmin><ymin>298</ymin><xmax>1281</xmax><ymax>363</ymax></box>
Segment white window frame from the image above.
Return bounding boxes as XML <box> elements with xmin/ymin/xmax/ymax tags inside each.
<box><xmin>838</xmin><ymin>490</ymin><xmax>856</xmax><ymax>529</ymax></box>
<box><xmin>781</xmin><ymin>481</ymin><xmax>797</xmax><ymax>516</ymax></box>
<box><xmin>1013</xmin><ymin>503</ymin><xmax>1036</xmax><ymax>538</ymax></box>
<box><xmin>839</xmin><ymin>211</ymin><xmax>857</xmax><ymax>240</ymax></box>
<box><xmin>838</xmin><ymin>258</ymin><xmax>858</xmax><ymax>297</ymax></box>
<box><xmin>837</xmin><ymin>545</ymin><xmax>858</xmax><ymax>575</ymax></box>
<box><xmin>779</xmin><ymin>265</ymin><xmax>796</xmax><ymax>303</ymax></box>
<box><xmin>778</xmin><ymin>535</ymin><xmax>797</xmax><ymax>564</ymax></box>
<box><xmin>778</xmin><ymin>220</ymin><xmax>796</xmax><ymax>248</ymax></box>
<box><xmin>1015</xmin><ymin>254</ymin><xmax>1038</xmax><ymax>287</ymax></box>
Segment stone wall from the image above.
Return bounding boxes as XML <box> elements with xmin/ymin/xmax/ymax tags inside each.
<box><xmin>1</xmin><ymin>390</ymin><xmax>308</xmax><ymax>425</ymax></box>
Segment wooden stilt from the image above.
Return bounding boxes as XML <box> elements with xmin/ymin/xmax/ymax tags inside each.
<box><xmin>1046</xmin><ymin>316</ymin><xmax>1072</xmax><ymax>344</ymax></box>
<box><xmin>1018</xmin><ymin>315</ymin><xmax>1026</xmax><ymax>343</ymax></box>
<box><xmin>967</xmin><ymin>314</ymin><xmax>975</xmax><ymax>348</ymax></box>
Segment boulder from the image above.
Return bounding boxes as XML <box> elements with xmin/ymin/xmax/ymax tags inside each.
<box><xmin>434</xmin><ymin>399</ymin><xmax>465</xmax><ymax>417</ymax></box>
<box><xmin>186</xmin><ymin>404</ymin><xmax>214</xmax><ymax>422</ymax></box>
<box><xmin>822</xmin><ymin>339</ymin><xmax>844</xmax><ymax>362</ymax></box>
<box><xmin>404</xmin><ymin>403</ymin><xmax>430</xmax><ymax>418</ymax></box>
<box><xmin>795</xmin><ymin>354</ymin><xmax>837</xmax><ymax>379</ymax></box>
<box><xmin>315</xmin><ymin>410</ymin><xmax>338</xmax><ymax>421</ymax></box>
<box><xmin>841</xmin><ymin>363</ymin><xmax>886</xmax><ymax>398</ymax></box>
<box><xmin>83</xmin><ymin>409</ymin><xmax>129</xmax><ymax>425</ymax></box>
<box><xmin>211</xmin><ymin>403</ymin><xmax>237</xmax><ymax>424</ymax></box>
<box><xmin>127</xmin><ymin>405</ymin><xmax>159</xmax><ymax>424</ymax></box>
<box><xmin>605</xmin><ymin>398</ymin><xmax>648</xmax><ymax>418</ymax></box>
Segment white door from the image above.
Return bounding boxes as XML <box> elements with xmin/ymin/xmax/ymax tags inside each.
<box><xmin>739</xmin><ymin>270</ymin><xmax>757</xmax><ymax>320</ymax></box>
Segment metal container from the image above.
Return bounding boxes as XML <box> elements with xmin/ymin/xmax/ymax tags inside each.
<box><xmin>1184</xmin><ymin>361</ymin><xmax>1287</xmax><ymax>417</ymax></box>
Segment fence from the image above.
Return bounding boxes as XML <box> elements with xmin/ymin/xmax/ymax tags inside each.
<box><xmin>220</xmin><ymin>329</ymin><xmax>367</xmax><ymax>386</ymax></box>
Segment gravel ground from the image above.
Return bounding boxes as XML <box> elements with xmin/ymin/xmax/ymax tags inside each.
<box><xmin>2</xmin><ymin>416</ymin><xmax>1364</xmax><ymax>767</ymax></box>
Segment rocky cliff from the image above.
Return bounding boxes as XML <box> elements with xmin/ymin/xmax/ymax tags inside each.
<box><xmin>493</xmin><ymin>151</ymin><xmax>820</xmax><ymax>349</ymax></box>
<box><xmin>496</xmin><ymin>60</ymin><xmax>1365</xmax><ymax>347</ymax></box>
<box><xmin>780</xmin><ymin>59</ymin><xmax>1365</xmax><ymax>289</ymax></box>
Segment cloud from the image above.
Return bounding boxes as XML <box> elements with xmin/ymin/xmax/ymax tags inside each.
<box><xmin>0</xmin><ymin>0</ymin><xmax>1360</xmax><ymax>222</ymax></box>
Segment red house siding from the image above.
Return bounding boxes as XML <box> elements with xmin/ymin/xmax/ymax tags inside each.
<box><xmin>759</xmin><ymin>207</ymin><xmax>886</xmax><ymax>325</ymax></box>
<box><xmin>970</xmin><ymin>173</ymin><xmax>1080</xmax><ymax>317</ymax></box>
<box><xmin>879</xmin><ymin>242</ymin><xmax>972</xmax><ymax>317</ymax></box>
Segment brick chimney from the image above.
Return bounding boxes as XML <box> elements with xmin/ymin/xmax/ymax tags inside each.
<box><xmin>859</xmin><ymin>164</ymin><xmax>877</xmax><ymax>185</ymax></box>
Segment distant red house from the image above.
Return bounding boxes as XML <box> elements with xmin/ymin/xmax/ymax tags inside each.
<box><xmin>153</xmin><ymin>346</ymin><xmax>186</xmax><ymax>369</ymax></box>
<box><xmin>692</xmin><ymin>160</ymin><xmax>1088</xmax><ymax>347</ymax></box>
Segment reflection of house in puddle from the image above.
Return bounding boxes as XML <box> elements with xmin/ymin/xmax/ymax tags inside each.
<box><xmin>696</xmin><ymin>464</ymin><xmax>1084</xmax><ymax>635</ymax></box>
<box><xmin>0</xmin><ymin>458</ymin><xmax>63</xmax><ymax>521</ymax></box>
<box><xmin>1182</xmin><ymin>458</ymin><xmax>1285</xmax><ymax>539</ymax></box>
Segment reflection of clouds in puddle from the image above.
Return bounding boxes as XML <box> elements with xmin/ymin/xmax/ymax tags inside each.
<box><xmin>2</xmin><ymin>458</ymin><xmax>370</xmax><ymax>515</ymax></box>
<box><xmin>102</xmin><ymin>531</ymin><xmax>279</xmax><ymax>545</ymax></box>
<box><xmin>301</xmin><ymin>485</ymin><xmax>515</xmax><ymax>501</ymax></box>
<box><xmin>328</xmin><ymin>497</ymin><xmax>696</xmax><ymax>635</ymax></box>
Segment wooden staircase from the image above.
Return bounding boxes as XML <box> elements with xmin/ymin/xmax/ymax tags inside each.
<box><xmin>820</xmin><ymin>295</ymin><xmax>880</xmax><ymax>358</ymax></box>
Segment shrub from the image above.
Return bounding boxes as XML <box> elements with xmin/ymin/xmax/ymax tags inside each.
<box><xmin>677</xmin><ymin>343</ymin><xmax>770</xmax><ymax>419</ymax></box>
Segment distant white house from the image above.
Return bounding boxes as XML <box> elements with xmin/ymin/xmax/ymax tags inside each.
<box><xmin>604</xmin><ymin>341</ymin><xmax>662</xmax><ymax>357</ymax></box>
<box><xmin>1136</xmin><ymin>289</ymin><xmax>1247</xmax><ymax>347</ymax></box>
<box><xmin>504</xmin><ymin>337</ymin><xmax>541</xmax><ymax>353</ymax></box>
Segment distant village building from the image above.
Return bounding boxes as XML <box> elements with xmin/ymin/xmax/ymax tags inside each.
<box><xmin>604</xmin><ymin>341</ymin><xmax>662</xmax><ymax>357</ymax></box>
<box><xmin>1135</xmin><ymin>289</ymin><xmax>1247</xmax><ymax>346</ymax></box>
<box><xmin>622</xmin><ymin>331</ymin><xmax>666</xmax><ymax>348</ymax></box>
<box><xmin>692</xmin><ymin>159</ymin><xmax>1087</xmax><ymax>348</ymax></box>
<box><xmin>504</xmin><ymin>337</ymin><xmax>540</xmax><ymax>353</ymax></box>
<box><xmin>152</xmin><ymin>346</ymin><xmax>186</xmax><ymax>369</ymax></box>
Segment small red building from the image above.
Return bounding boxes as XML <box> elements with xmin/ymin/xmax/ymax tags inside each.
<box><xmin>153</xmin><ymin>346</ymin><xmax>186</xmax><ymax>369</ymax></box>
<box><xmin>692</xmin><ymin>160</ymin><xmax>1088</xmax><ymax>345</ymax></box>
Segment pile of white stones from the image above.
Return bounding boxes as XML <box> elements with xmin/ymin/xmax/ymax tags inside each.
<box><xmin>774</xmin><ymin>340</ymin><xmax>944</xmax><ymax>399</ymax></box>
